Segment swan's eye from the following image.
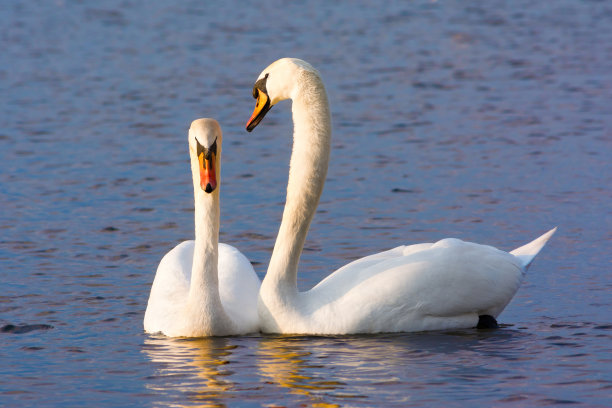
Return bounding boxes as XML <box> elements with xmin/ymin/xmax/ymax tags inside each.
<box><xmin>208</xmin><ymin>139</ymin><xmax>217</xmax><ymax>160</ymax></box>
<box><xmin>196</xmin><ymin>138</ymin><xmax>217</xmax><ymax>161</ymax></box>
<box><xmin>252</xmin><ymin>74</ymin><xmax>269</xmax><ymax>99</ymax></box>
<box><xmin>196</xmin><ymin>138</ymin><xmax>204</xmax><ymax>158</ymax></box>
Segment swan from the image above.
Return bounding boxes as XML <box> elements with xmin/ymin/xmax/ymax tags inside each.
<box><xmin>144</xmin><ymin>118</ymin><xmax>261</xmax><ymax>337</ymax></box>
<box><xmin>245</xmin><ymin>58</ymin><xmax>556</xmax><ymax>335</ymax></box>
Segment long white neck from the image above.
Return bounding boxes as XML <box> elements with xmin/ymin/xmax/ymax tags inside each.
<box><xmin>190</xmin><ymin>186</ymin><xmax>221</xmax><ymax>303</ymax></box>
<box><xmin>264</xmin><ymin>72</ymin><xmax>332</xmax><ymax>294</ymax></box>
<box><xmin>187</xmin><ymin>161</ymin><xmax>233</xmax><ymax>334</ymax></box>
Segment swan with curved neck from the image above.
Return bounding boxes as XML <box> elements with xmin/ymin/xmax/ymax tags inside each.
<box><xmin>246</xmin><ymin>58</ymin><xmax>556</xmax><ymax>335</ymax></box>
<box><xmin>144</xmin><ymin>118</ymin><xmax>260</xmax><ymax>337</ymax></box>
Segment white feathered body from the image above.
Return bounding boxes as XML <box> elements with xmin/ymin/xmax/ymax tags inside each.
<box><xmin>260</xmin><ymin>239</ymin><xmax>526</xmax><ymax>334</ymax></box>
<box><xmin>249</xmin><ymin>58</ymin><xmax>555</xmax><ymax>336</ymax></box>
<box><xmin>144</xmin><ymin>241</ymin><xmax>260</xmax><ymax>336</ymax></box>
<box><xmin>144</xmin><ymin>119</ymin><xmax>261</xmax><ymax>337</ymax></box>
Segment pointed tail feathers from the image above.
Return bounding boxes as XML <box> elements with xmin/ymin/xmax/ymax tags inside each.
<box><xmin>510</xmin><ymin>227</ymin><xmax>557</xmax><ymax>271</ymax></box>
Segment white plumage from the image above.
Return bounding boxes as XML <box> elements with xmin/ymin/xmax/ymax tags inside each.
<box><xmin>144</xmin><ymin>119</ymin><xmax>260</xmax><ymax>337</ymax></box>
<box><xmin>246</xmin><ymin>58</ymin><xmax>555</xmax><ymax>335</ymax></box>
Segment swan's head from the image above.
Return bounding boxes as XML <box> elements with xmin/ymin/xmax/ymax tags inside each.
<box><xmin>246</xmin><ymin>58</ymin><xmax>318</xmax><ymax>132</ymax></box>
<box><xmin>188</xmin><ymin>118</ymin><xmax>222</xmax><ymax>194</ymax></box>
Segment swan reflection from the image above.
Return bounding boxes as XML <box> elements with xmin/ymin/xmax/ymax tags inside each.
<box><xmin>142</xmin><ymin>330</ymin><xmax>523</xmax><ymax>406</ymax></box>
<box><xmin>143</xmin><ymin>335</ymin><xmax>239</xmax><ymax>407</ymax></box>
<box><xmin>255</xmin><ymin>331</ymin><xmax>521</xmax><ymax>405</ymax></box>
<box><xmin>256</xmin><ymin>335</ymin><xmax>373</xmax><ymax>406</ymax></box>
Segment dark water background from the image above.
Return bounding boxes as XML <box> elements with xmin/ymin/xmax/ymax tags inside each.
<box><xmin>1</xmin><ymin>0</ymin><xmax>611</xmax><ymax>406</ymax></box>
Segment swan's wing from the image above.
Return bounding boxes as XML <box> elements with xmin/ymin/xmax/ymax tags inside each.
<box><xmin>217</xmin><ymin>243</ymin><xmax>261</xmax><ymax>332</ymax></box>
<box><xmin>382</xmin><ymin>239</ymin><xmax>524</xmax><ymax>318</ymax></box>
<box><xmin>306</xmin><ymin>239</ymin><xmax>524</xmax><ymax>333</ymax></box>
<box><xmin>144</xmin><ymin>241</ymin><xmax>194</xmax><ymax>333</ymax></box>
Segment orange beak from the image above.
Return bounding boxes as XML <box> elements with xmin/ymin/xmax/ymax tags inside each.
<box><xmin>198</xmin><ymin>149</ymin><xmax>217</xmax><ymax>193</ymax></box>
<box><xmin>246</xmin><ymin>88</ymin><xmax>272</xmax><ymax>132</ymax></box>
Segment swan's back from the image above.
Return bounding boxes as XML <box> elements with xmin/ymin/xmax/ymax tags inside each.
<box><xmin>300</xmin><ymin>238</ymin><xmax>524</xmax><ymax>334</ymax></box>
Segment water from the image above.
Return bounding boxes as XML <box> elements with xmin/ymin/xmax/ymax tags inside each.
<box><xmin>1</xmin><ymin>0</ymin><xmax>611</xmax><ymax>406</ymax></box>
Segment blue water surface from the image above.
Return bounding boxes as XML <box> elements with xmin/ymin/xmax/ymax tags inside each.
<box><xmin>1</xmin><ymin>0</ymin><xmax>611</xmax><ymax>406</ymax></box>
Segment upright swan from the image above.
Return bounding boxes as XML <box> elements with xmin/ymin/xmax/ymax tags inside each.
<box><xmin>246</xmin><ymin>58</ymin><xmax>556</xmax><ymax>335</ymax></box>
<box><xmin>144</xmin><ymin>119</ymin><xmax>260</xmax><ymax>337</ymax></box>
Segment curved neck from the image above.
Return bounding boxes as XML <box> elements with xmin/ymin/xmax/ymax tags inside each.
<box><xmin>265</xmin><ymin>74</ymin><xmax>332</xmax><ymax>293</ymax></box>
